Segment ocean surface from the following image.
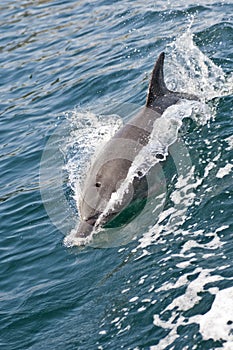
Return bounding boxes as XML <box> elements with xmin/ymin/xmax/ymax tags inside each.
<box><xmin>1</xmin><ymin>0</ymin><xmax>233</xmax><ymax>349</ymax></box>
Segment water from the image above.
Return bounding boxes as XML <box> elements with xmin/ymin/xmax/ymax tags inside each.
<box><xmin>1</xmin><ymin>1</ymin><xmax>233</xmax><ymax>349</ymax></box>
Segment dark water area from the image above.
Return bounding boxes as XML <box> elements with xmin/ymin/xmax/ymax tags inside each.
<box><xmin>1</xmin><ymin>1</ymin><xmax>233</xmax><ymax>349</ymax></box>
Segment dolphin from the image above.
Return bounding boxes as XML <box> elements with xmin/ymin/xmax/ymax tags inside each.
<box><xmin>75</xmin><ymin>52</ymin><xmax>198</xmax><ymax>239</ymax></box>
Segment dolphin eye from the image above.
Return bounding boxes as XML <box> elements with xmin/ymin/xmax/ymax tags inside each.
<box><xmin>95</xmin><ymin>182</ymin><xmax>101</xmax><ymax>188</ymax></box>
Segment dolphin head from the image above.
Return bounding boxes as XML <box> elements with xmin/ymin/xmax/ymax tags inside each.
<box><xmin>76</xmin><ymin>157</ymin><xmax>134</xmax><ymax>238</ymax></box>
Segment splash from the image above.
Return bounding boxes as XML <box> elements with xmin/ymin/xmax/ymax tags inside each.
<box><xmin>63</xmin><ymin>29</ymin><xmax>231</xmax><ymax>248</ymax></box>
<box><xmin>165</xmin><ymin>29</ymin><xmax>233</xmax><ymax>100</ymax></box>
<box><xmin>136</xmin><ymin>29</ymin><xmax>232</xmax><ymax>250</ymax></box>
<box><xmin>130</xmin><ymin>30</ymin><xmax>233</xmax><ymax>350</ymax></box>
<box><xmin>63</xmin><ymin>108</ymin><xmax>122</xmax><ymax>207</ymax></box>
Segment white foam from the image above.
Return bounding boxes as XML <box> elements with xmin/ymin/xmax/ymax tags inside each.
<box><xmin>151</xmin><ymin>268</ymin><xmax>225</xmax><ymax>349</ymax></box>
<box><xmin>226</xmin><ymin>135</ymin><xmax>233</xmax><ymax>151</ymax></box>
<box><xmin>165</xmin><ymin>29</ymin><xmax>233</xmax><ymax>100</ymax></box>
<box><xmin>136</xmin><ymin>167</ymin><xmax>201</xmax><ymax>250</ymax></box>
<box><xmin>63</xmin><ymin>228</ymin><xmax>93</xmax><ymax>247</ymax></box>
<box><xmin>129</xmin><ymin>296</ymin><xmax>139</xmax><ymax>303</ymax></box>
<box><xmin>191</xmin><ymin>287</ymin><xmax>233</xmax><ymax>345</ymax></box>
<box><xmin>204</xmin><ymin>153</ymin><xmax>221</xmax><ymax>178</ymax></box>
<box><xmin>216</xmin><ymin>163</ymin><xmax>233</xmax><ymax>179</ymax></box>
<box><xmin>216</xmin><ymin>225</ymin><xmax>229</xmax><ymax>233</ymax></box>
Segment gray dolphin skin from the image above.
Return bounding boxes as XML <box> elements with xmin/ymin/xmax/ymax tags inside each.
<box><xmin>76</xmin><ymin>52</ymin><xmax>198</xmax><ymax>239</ymax></box>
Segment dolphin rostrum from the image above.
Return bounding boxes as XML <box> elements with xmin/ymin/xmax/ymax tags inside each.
<box><xmin>75</xmin><ymin>52</ymin><xmax>198</xmax><ymax>239</ymax></box>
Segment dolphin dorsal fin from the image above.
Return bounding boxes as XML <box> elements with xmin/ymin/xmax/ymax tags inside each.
<box><xmin>146</xmin><ymin>52</ymin><xmax>170</xmax><ymax>107</ymax></box>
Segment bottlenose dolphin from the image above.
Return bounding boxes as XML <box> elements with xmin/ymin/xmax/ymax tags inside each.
<box><xmin>75</xmin><ymin>52</ymin><xmax>198</xmax><ymax>239</ymax></box>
